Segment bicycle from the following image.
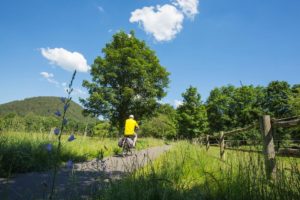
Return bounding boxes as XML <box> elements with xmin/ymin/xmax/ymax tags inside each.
<box><xmin>120</xmin><ymin>136</ymin><xmax>135</xmax><ymax>157</ymax></box>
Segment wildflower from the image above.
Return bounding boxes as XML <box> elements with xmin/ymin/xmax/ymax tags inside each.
<box><xmin>68</xmin><ymin>134</ymin><xmax>75</xmax><ymax>142</ymax></box>
<box><xmin>55</xmin><ymin>110</ymin><xmax>61</xmax><ymax>117</ymax></box>
<box><xmin>66</xmin><ymin>160</ymin><xmax>73</xmax><ymax>169</ymax></box>
<box><xmin>60</xmin><ymin>97</ymin><xmax>66</xmax><ymax>103</ymax></box>
<box><xmin>54</xmin><ymin>128</ymin><xmax>60</xmax><ymax>135</ymax></box>
<box><xmin>64</xmin><ymin>104</ymin><xmax>69</xmax><ymax>111</ymax></box>
<box><xmin>63</xmin><ymin>118</ymin><xmax>68</xmax><ymax>125</ymax></box>
<box><xmin>45</xmin><ymin>144</ymin><xmax>52</xmax><ymax>152</ymax></box>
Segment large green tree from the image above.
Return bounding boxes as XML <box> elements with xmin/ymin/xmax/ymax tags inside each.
<box><xmin>232</xmin><ymin>85</ymin><xmax>265</xmax><ymax>127</ymax></box>
<box><xmin>177</xmin><ymin>86</ymin><xmax>208</xmax><ymax>139</ymax></box>
<box><xmin>263</xmin><ymin>81</ymin><xmax>292</xmax><ymax>118</ymax></box>
<box><xmin>81</xmin><ymin>31</ymin><xmax>170</xmax><ymax>133</ymax></box>
<box><xmin>206</xmin><ymin>85</ymin><xmax>264</xmax><ymax>132</ymax></box>
<box><xmin>206</xmin><ymin>85</ymin><xmax>236</xmax><ymax>132</ymax></box>
<box><xmin>290</xmin><ymin>84</ymin><xmax>300</xmax><ymax>116</ymax></box>
<box><xmin>141</xmin><ymin>114</ymin><xmax>177</xmax><ymax>139</ymax></box>
<box><xmin>141</xmin><ymin>103</ymin><xmax>178</xmax><ymax>139</ymax></box>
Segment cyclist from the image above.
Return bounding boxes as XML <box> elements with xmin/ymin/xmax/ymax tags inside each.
<box><xmin>124</xmin><ymin>114</ymin><xmax>139</xmax><ymax>147</ymax></box>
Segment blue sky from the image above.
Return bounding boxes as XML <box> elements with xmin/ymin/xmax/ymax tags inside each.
<box><xmin>0</xmin><ymin>0</ymin><xmax>299</xmax><ymax>107</ymax></box>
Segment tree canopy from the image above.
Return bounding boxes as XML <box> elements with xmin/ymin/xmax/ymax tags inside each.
<box><xmin>177</xmin><ymin>86</ymin><xmax>208</xmax><ymax>139</ymax></box>
<box><xmin>290</xmin><ymin>85</ymin><xmax>300</xmax><ymax>116</ymax></box>
<box><xmin>263</xmin><ymin>81</ymin><xmax>293</xmax><ymax>118</ymax></box>
<box><xmin>81</xmin><ymin>31</ymin><xmax>170</xmax><ymax>133</ymax></box>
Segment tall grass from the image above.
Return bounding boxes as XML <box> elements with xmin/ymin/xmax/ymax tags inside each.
<box><xmin>0</xmin><ymin>131</ymin><xmax>165</xmax><ymax>177</ymax></box>
<box><xmin>98</xmin><ymin>142</ymin><xmax>300</xmax><ymax>200</ymax></box>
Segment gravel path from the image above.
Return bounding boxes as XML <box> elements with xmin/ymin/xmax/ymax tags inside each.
<box><xmin>0</xmin><ymin>145</ymin><xmax>171</xmax><ymax>200</ymax></box>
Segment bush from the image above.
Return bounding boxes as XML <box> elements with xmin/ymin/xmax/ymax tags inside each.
<box><xmin>141</xmin><ymin>114</ymin><xmax>177</xmax><ymax>139</ymax></box>
<box><xmin>93</xmin><ymin>121</ymin><xmax>110</xmax><ymax>137</ymax></box>
<box><xmin>113</xmin><ymin>147</ymin><xmax>121</xmax><ymax>155</ymax></box>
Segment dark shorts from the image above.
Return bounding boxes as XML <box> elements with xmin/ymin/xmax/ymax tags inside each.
<box><xmin>124</xmin><ymin>134</ymin><xmax>137</xmax><ymax>140</ymax></box>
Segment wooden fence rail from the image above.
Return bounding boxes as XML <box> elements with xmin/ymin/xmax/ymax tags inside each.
<box><xmin>204</xmin><ymin>114</ymin><xmax>300</xmax><ymax>180</ymax></box>
<box><xmin>272</xmin><ymin>118</ymin><xmax>300</xmax><ymax>128</ymax></box>
<box><xmin>223</xmin><ymin>123</ymin><xmax>257</xmax><ymax>136</ymax></box>
<box><xmin>272</xmin><ymin>115</ymin><xmax>300</xmax><ymax>122</ymax></box>
<box><xmin>206</xmin><ymin>135</ymin><xmax>210</xmax><ymax>151</ymax></box>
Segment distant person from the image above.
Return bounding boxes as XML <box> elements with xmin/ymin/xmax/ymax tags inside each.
<box><xmin>124</xmin><ymin>115</ymin><xmax>139</xmax><ymax>147</ymax></box>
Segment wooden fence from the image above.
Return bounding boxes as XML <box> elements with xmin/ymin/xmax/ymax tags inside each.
<box><xmin>205</xmin><ymin>115</ymin><xmax>300</xmax><ymax>179</ymax></box>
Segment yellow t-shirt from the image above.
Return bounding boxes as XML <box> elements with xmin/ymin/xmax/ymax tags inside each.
<box><xmin>124</xmin><ymin>118</ymin><xmax>139</xmax><ymax>136</ymax></box>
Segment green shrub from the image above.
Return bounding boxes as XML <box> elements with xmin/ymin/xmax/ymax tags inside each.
<box><xmin>113</xmin><ymin>147</ymin><xmax>121</xmax><ymax>155</ymax></box>
<box><xmin>141</xmin><ymin>114</ymin><xmax>177</xmax><ymax>139</ymax></box>
<box><xmin>93</xmin><ymin>121</ymin><xmax>110</xmax><ymax>137</ymax></box>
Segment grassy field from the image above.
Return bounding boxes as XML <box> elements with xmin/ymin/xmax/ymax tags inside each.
<box><xmin>98</xmin><ymin>142</ymin><xmax>300</xmax><ymax>200</ymax></box>
<box><xmin>0</xmin><ymin>131</ymin><xmax>166</xmax><ymax>177</ymax></box>
<box><xmin>2</xmin><ymin>133</ymin><xmax>300</xmax><ymax>199</ymax></box>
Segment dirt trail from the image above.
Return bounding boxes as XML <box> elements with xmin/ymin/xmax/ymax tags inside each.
<box><xmin>0</xmin><ymin>145</ymin><xmax>171</xmax><ymax>200</ymax></box>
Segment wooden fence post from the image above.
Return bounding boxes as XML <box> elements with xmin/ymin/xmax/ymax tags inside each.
<box><xmin>260</xmin><ymin>115</ymin><xmax>276</xmax><ymax>179</ymax></box>
<box><xmin>84</xmin><ymin>124</ymin><xmax>88</xmax><ymax>137</ymax></box>
<box><xmin>199</xmin><ymin>137</ymin><xmax>203</xmax><ymax>147</ymax></box>
<box><xmin>206</xmin><ymin>135</ymin><xmax>210</xmax><ymax>151</ymax></box>
<box><xmin>220</xmin><ymin>131</ymin><xmax>225</xmax><ymax>160</ymax></box>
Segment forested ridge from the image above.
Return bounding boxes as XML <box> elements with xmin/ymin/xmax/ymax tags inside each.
<box><xmin>0</xmin><ymin>96</ymin><xmax>97</xmax><ymax>134</ymax></box>
<box><xmin>0</xmin><ymin>96</ymin><xmax>96</xmax><ymax>123</ymax></box>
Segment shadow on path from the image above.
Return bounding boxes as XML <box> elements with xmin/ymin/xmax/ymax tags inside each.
<box><xmin>0</xmin><ymin>145</ymin><xmax>171</xmax><ymax>200</ymax></box>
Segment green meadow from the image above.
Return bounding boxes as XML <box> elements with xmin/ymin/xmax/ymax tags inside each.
<box><xmin>98</xmin><ymin>142</ymin><xmax>300</xmax><ymax>200</ymax></box>
<box><xmin>0</xmin><ymin>131</ymin><xmax>165</xmax><ymax>177</ymax></box>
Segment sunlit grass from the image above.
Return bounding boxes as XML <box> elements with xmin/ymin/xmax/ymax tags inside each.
<box><xmin>98</xmin><ymin>142</ymin><xmax>300</xmax><ymax>200</ymax></box>
<box><xmin>0</xmin><ymin>131</ymin><xmax>165</xmax><ymax>177</ymax></box>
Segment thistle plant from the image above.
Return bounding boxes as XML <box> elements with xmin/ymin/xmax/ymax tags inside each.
<box><xmin>49</xmin><ymin>70</ymin><xmax>77</xmax><ymax>199</ymax></box>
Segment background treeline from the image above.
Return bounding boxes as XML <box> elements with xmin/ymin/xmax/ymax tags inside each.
<box><xmin>139</xmin><ymin>80</ymin><xmax>300</xmax><ymax>141</ymax></box>
<box><xmin>0</xmin><ymin>113</ymin><xmax>96</xmax><ymax>135</ymax></box>
<box><xmin>0</xmin><ymin>81</ymin><xmax>299</xmax><ymax>141</ymax></box>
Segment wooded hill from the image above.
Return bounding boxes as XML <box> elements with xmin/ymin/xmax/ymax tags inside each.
<box><xmin>0</xmin><ymin>96</ymin><xmax>97</xmax><ymax>124</ymax></box>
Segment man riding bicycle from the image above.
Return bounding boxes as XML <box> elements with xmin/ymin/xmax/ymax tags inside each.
<box><xmin>124</xmin><ymin>114</ymin><xmax>139</xmax><ymax>147</ymax></box>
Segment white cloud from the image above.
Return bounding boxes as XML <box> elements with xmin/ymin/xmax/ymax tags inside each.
<box><xmin>130</xmin><ymin>4</ymin><xmax>184</xmax><ymax>41</ymax></box>
<box><xmin>174</xmin><ymin>99</ymin><xmax>183</xmax><ymax>108</ymax></box>
<box><xmin>61</xmin><ymin>83</ymin><xmax>87</xmax><ymax>97</ymax></box>
<box><xmin>47</xmin><ymin>78</ymin><xmax>59</xmax><ymax>85</ymax></box>
<box><xmin>40</xmin><ymin>48</ymin><xmax>90</xmax><ymax>73</ymax></box>
<box><xmin>74</xmin><ymin>88</ymin><xmax>87</xmax><ymax>96</ymax></box>
<box><xmin>40</xmin><ymin>72</ymin><xmax>54</xmax><ymax>79</ymax></box>
<box><xmin>40</xmin><ymin>72</ymin><xmax>87</xmax><ymax>98</ymax></box>
<box><xmin>40</xmin><ymin>72</ymin><xmax>59</xmax><ymax>86</ymax></box>
<box><xmin>173</xmin><ymin>0</ymin><xmax>199</xmax><ymax>19</ymax></box>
